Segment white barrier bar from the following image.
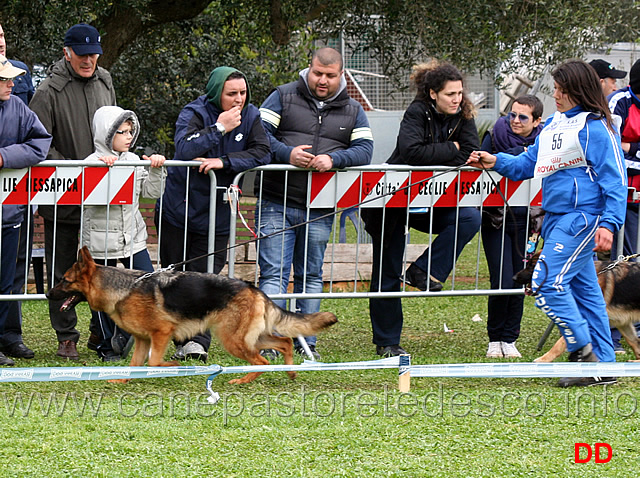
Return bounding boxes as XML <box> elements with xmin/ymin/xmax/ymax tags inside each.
<box><xmin>409</xmin><ymin>361</ymin><xmax>640</xmax><ymax>378</ymax></box>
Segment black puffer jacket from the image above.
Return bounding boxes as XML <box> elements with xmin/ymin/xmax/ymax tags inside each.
<box><xmin>387</xmin><ymin>100</ymin><xmax>478</xmax><ymax>166</ymax></box>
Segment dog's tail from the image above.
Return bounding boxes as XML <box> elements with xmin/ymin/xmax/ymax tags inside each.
<box><xmin>271</xmin><ymin>307</ymin><xmax>338</xmax><ymax>338</ymax></box>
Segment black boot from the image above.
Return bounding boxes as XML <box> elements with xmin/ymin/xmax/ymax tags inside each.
<box><xmin>557</xmin><ymin>344</ymin><xmax>616</xmax><ymax>387</ymax></box>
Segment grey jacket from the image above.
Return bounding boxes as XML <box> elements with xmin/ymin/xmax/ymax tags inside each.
<box><xmin>82</xmin><ymin>106</ymin><xmax>165</xmax><ymax>259</ymax></box>
<box><xmin>30</xmin><ymin>58</ymin><xmax>117</xmax><ymax>223</ymax></box>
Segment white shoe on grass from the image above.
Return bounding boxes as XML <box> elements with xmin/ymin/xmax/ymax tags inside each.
<box><xmin>486</xmin><ymin>341</ymin><xmax>503</xmax><ymax>358</ymax></box>
<box><xmin>501</xmin><ymin>341</ymin><xmax>522</xmax><ymax>358</ymax></box>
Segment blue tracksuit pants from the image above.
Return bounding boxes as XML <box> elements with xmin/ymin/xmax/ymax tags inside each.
<box><xmin>532</xmin><ymin>212</ymin><xmax>615</xmax><ymax>362</ymax></box>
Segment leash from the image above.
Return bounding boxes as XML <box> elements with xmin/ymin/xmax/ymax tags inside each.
<box><xmin>598</xmin><ymin>252</ymin><xmax>640</xmax><ymax>275</ymax></box>
<box><xmin>136</xmin><ymin>163</ymin><xmax>476</xmax><ymax>281</ymax></box>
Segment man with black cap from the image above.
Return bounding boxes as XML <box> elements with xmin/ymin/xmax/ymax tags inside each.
<box><xmin>30</xmin><ymin>23</ymin><xmax>116</xmax><ymax>360</ymax></box>
<box><xmin>607</xmin><ymin>58</ymin><xmax>640</xmax><ymax>352</ymax></box>
<box><xmin>0</xmin><ymin>56</ymin><xmax>51</xmax><ymax>365</ymax></box>
<box><xmin>589</xmin><ymin>59</ymin><xmax>628</xmax><ymax>97</ymax></box>
<box><xmin>607</xmin><ymin>58</ymin><xmax>640</xmax><ymax>257</ymax></box>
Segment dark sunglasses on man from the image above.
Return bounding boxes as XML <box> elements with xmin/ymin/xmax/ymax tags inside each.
<box><xmin>508</xmin><ymin>111</ymin><xmax>531</xmax><ymax>124</ymax></box>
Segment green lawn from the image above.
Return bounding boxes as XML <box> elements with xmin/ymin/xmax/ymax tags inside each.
<box><xmin>1</xmin><ymin>283</ymin><xmax>638</xmax><ymax>476</ymax></box>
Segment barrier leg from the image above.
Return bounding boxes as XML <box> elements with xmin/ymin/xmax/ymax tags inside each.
<box><xmin>537</xmin><ymin>321</ymin><xmax>556</xmax><ymax>351</ymax></box>
<box><xmin>297</xmin><ymin>335</ymin><xmax>315</xmax><ymax>361</ymax></box>
<box><xmin>398</xmin><ymin>354</ymin><xmax>411</xmax><ymax>392</ymax></box>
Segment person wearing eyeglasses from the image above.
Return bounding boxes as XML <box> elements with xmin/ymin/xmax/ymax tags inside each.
<box><xmin>0</xmin><ymin>56</ymin><xmax>51</xmax><ymax>366</ymax></box>
<box><xmin>0</xmin><ymin>22</ymin><xmax>37</xmax><ymax>363</ymax></box>
<box><xmin>29</xmin><ymin>23</ymin><xmax>117</xmax><ymax>360</ymax></box>
<box><xmin>480</xmin><ymin>95</ymin><xmax>544</xmax><ymax>359</ymax></box>
<box><xmin>82</xmin><ymin>106</ymin><xmax>166</xmax><ymax>361</ymax></box>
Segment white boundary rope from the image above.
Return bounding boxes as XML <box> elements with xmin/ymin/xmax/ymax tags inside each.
<box><xmin>2</xmin><ymin>357</ymin><xmax>639</xmax><ymax>404</ymax></box>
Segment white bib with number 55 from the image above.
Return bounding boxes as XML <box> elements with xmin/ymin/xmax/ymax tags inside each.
<box><xmin>534</xmin><ymin>111</ymin><xmax>590</xmax><ymax>178</ymax></box>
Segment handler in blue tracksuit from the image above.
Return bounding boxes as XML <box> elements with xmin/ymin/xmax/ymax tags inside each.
<box><xmin>468</xmin><ymin>60</ymin><xmax>627</xmax><ymax>387</ymax></box>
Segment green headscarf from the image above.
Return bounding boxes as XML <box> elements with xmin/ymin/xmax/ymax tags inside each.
<box><xmin>205</xmin><ymin>66</ymin><xmax>251</xmax><ymax>110</ymax></box>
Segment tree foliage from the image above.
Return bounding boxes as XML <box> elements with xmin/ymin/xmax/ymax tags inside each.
<box><xmin>1</xmin><ymin>0</ymin><xmax>639</xmax><ymax>154</ymax></box>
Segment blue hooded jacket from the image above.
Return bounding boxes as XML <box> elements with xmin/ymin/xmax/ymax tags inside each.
<box><xmin>0</xmin><ymin>95</ymin><xmax>51</xmax><ymax>227</ymax></box>
<box><xmin>493</xmin><ymin>105</ymin><xmax>627</xmax><ymax>234</ymax></box>
<box><xmin>160</xmin><ymin>68</ymin><xmax>270</xmax><ymax>235</ymax></box>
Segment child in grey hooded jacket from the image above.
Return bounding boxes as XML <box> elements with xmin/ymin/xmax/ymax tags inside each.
<box><xmin>83</xmin><ymin>105</ymin><xmax>166</xmax><ymax>360</ymax></box>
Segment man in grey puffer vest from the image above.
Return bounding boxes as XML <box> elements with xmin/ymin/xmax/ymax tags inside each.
<box><xmin>257</xmin><ymin>47</ymin><xmax>373</xmax><ymax>359</ymax></box>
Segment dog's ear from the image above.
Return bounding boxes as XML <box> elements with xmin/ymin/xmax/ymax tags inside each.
<box><xmin>78</xmin><ymin>245</ymin><xmax>94</xmax><ymax>266</ymax></box>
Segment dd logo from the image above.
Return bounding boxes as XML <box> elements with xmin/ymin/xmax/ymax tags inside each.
<box><xmin>574</xmin><ymin>443</ymin><xmax>612</xmax><ymax>463</ymax></box>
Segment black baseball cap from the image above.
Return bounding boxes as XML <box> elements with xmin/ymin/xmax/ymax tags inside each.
<box><xmin>589</xmin><ymin>59</ymin><xmax>627</xmax><ymax>80</ymax></box>
<box><xmin>64</xmin><ymin>23</ymin><xmax>103</xmax><ymax>56</ymax></box>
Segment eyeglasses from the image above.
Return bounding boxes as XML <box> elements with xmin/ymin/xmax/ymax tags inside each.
<box><xmin>508</xmin><ymin>112</ymin><xmax>531</xmax><ymax>124</ymax></box>
<box><xmin>0</xmin><ymin>77</ymin><xmax>12</xmax><ymax>82</ymax></box>
<box><xmin>115</xmin><ymin>130</ymin><xmax>133</xmax><ymax>136</ymax></box>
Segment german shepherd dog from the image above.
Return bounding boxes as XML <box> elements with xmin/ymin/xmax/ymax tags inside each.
<box><xmin>513</xmin><ymin>252</ymin><xmax>640</xmax><ymax>362</ymax></box>
<box><xmin>47</xmin><ymin>246</ymin><xmax>338</xmax><ymax>384</ymax></box>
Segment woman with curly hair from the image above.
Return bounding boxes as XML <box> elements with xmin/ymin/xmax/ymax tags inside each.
<box><xmin>362</xmin><ymin>60</ymin><xmax>481</xmax><ymax>357</ymax></box>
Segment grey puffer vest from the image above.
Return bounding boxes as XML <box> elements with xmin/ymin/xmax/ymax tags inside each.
<box><xmin>261</xmin><ymin>79</ymin><xmax>358</xmax><ymax>209</ymax></box>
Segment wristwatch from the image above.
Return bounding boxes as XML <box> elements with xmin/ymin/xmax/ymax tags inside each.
<box><xmin>215</xmin><ymin>122</ymin><xmax>226</xmax><ymax>135</ymax></box>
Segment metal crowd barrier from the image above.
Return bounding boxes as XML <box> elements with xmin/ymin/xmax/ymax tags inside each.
<box><xmin>228</xmin><ymin>164</ymin><xmax>545</xmax><ymax>301</ymax></box>
<box><xmin>0</xmin><ymin>160</ymin><xmax>220</xmax><ymax>302</ymax></box>
<box><xmin>0</xmin><ymin>162</ymin><xmax>635</xmax><ymax>304</ymax></box>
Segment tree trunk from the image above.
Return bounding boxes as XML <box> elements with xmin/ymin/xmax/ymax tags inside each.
<box><xmin>98</xmin><ymin>0</ymin><xmax>212</xmax><ymax>69</ymax></box>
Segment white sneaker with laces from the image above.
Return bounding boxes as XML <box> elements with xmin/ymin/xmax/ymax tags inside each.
<box><xmin>486</xmin><ymin>341</ymin><xmax>503</xmax><ymax>358</ymax></box>
<box><xmin>501</xmin><ymin>341</ymin><xmax>522</xmax><ymax>358</ymax></box>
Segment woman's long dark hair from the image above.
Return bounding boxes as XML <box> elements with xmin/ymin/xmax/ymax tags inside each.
<box><xmin>411</xmin><ymin>59</ymin><xmax>476</xmax><ymax>120</ymax></box>
<box><xmin>552</xmin><ymin>59</ymin><xmax>615</xmax><ymax>131</ymax></box>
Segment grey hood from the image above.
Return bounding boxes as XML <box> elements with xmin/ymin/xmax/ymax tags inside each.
<box><xmin>91</xmin><ymin>106</ymin><xmax>139</xmax><ymax>157</ymax></box>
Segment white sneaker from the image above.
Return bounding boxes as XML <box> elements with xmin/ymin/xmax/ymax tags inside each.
<box><xmin>486</xmin><ymin>341</ymin><xmax>503</xmax><ymax>358</ymax></box>
<box><xmin>501</xmin><ymin>341</ymin><xmax>522</xmax><ymax>358</ymax></box>
<box><xmin>181</xmin><ymin>341</ymin><xmax>208</xmax><ymax>362</ymax></box>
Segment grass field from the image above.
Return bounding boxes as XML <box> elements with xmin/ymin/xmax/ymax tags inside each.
<box><xmin>1</xmin><ymin>246</ymin><xmax>639</xmax><ymax>477</ymax></box>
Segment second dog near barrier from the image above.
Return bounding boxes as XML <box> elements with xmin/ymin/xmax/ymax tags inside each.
<box><xmin>513</xmin><ymin>252</ymin><xmax>640</xmax><ymax>362</ymax></box>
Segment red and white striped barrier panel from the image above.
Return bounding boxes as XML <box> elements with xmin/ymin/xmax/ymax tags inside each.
<box><xmin>0</xmin><ymin>167</ymin><xmax>135</xmax><ymax>205</ymax></box>
<box><xmin>309</xmin><ymin>170</ymin><xmax>542</xmax><ymax>208</ymax></box>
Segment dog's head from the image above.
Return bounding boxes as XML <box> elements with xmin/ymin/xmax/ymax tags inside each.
<box><xmin>513</xmin><ymin>251</ymin><xmax>540</xmax><ymax>295</ymax></box>
<box><xmin>47</xmin><ymin>246</ymin><xmax>96</xmax><ymax>311</ymax></box>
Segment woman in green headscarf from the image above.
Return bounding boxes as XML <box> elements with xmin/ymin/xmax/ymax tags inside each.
<box><xmin>156</xmin><ymin>66</ymin><xmax>271</xmax><ymax>361</ymax></box>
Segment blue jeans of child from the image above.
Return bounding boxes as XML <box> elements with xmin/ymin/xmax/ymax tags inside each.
<box><xmin>256</xmin><ymin>199</ymin><xmax>334</xmax><ymax>347</ymax></box>
<box><xmin>94</xmin><ymin>249</ymin><xmax>154</xmax><ymax>357</ymax></box>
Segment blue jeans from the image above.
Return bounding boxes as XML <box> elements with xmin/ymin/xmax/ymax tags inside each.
<box><xmin>256</xmin><ymin>199</ymin><xmax>334</xmax><ymax>346</ymax></box>
<box><xmin>411</xmin><ymin>208</ymin><xmax>482</xmax><ymax>281</ymax></box>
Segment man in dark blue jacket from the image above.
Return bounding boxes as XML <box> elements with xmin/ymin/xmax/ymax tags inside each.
<box><xmin>156</xmin><ymin>67</ymin><xmax>270</xmax><ymax>361</ymax></box>
<box><xmin>0</xmin><ymin>22</ymin><xmax>37</xmax><ymax>361</ymax></box>
<box><xmin>0</xmin><ymin>56</ymin><xmax>51</xmax><ymax>365</ymax></box>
